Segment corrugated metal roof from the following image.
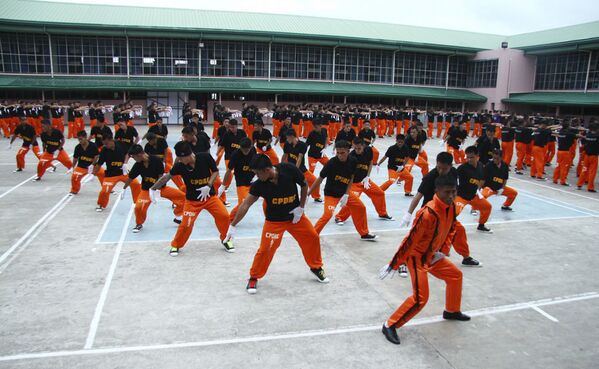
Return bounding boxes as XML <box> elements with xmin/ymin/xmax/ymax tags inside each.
<box><xmin>508</xmin><ymin>21</ymin><xmax>599</xmax><ymax>49</ymax></box>
<box><xmin>0</xmin><ymin>75</ymin><xmax>487</xmax><ymax>102</ymax></box>
<box><xmin>502</xmin><ymin>92</ymin><xmax>599</xmax><ymax>106</ymax></box>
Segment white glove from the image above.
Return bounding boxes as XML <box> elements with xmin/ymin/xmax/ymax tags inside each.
<box><xmin>120</xmin><ymin>187</ymin><xmax>128</xmax><ymax>200</ymax></box>
<box><xmin>122</xmin><ymin>166</ymin><xmax>129</xmax><ymax>175</ymax></box>
<box><xmin>196</xmin><ymin>185</ymin><xmax>211</xmax><ymax>201</ymax></box>
<box><xmin>399</xmin><ymin>212</ymin><xmax>412</xmax><ymax>228</ymax></box>
<box><xmin>339</xmin><ymin>194</ymin><xmax>349</xmax><ymax>207</ymax></box>
<box><xmin>396</xmin><ymin>165</ymin><xmax>404</xmax><ymax>172</ymax></box>
<box><xmin>217</xmin><ymin>186</ymin><xmax>226</xmax><ymax>197</ymax></box>
<box><xmin>224</xmin><ymin>225</ymin><xmax>236</xmax><ymax>242</ymax></box>
<box><xmin>378</xmin><ymin>264</ymin><xmax>396</xmax><ymax>280</ymax></box>
<box><xmin>53</xmin><ymin>150</ymin><xmax>59</xmax><ymax>158</ymax></box>
<box><xmin>261</xmin><ymin>146</ymin><xmax>268</xmax><ymax>151</ymax></box>
<box><xmin>149</xmin><ymin>189</ymin><xmax>158</xmax><ymax>204</ymax></box>
<box><xmin>87</xmin><ymin>166</ymin><xmax>94</xmax><ymax>174</ymax></box>
<box><xmin>361</xmin><ymin>176</ymin><xmax>370</xmax><ymax>190</ymax></box>
<box><xmin>289</xmin><ymin>206</ymin><xmax>304</xmax><ymax>224</ymax></box>
<box><xmin>65</xmin><ymin>168</ymin><xmax>73</xmax><ymax>175</ymax></box>
<box><xmin>476</xmin><ymin>189</ymin><xmax>484</xmax><ymax>199</ymax></box>
<box><xmin>496</xmin><ymin>188</ymin><xmax>504</xmax><ymax>196</ymax></box>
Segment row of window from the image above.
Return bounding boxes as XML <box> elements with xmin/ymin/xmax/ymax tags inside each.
<box><xmin>0</xmin><ymin>32</ymin><xmax>511</xmax><ymax>89</ymax></box>
<box><xmin>535</xmin><ymin>51</ymin><xmax>599</xmax><ymax>90</ymax></box>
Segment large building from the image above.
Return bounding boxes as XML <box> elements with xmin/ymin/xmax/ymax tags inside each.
<box><xmin>1</xmin><ymin>0</ymin><xmax>598</xmax><ymax>122</ymax></box>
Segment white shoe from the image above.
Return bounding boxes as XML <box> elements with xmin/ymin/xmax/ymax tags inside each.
<box><xmin>398</xmin><ymin>265</ymin><xmax>408</xmax><ymax>278</ymax></box>
<box><xmin>95</xmin><ymin>206</ymin><xmax>104</xmax><ymax>212</ymax></box>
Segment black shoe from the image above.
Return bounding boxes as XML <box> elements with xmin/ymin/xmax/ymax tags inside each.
<box><xmin>310</xmin><ymin>267</ymin><xmax>330</xmax><ymax>283</ymax></box>
<box><xmin>515</xmin><ymin>171</ymin><xmax>523</xmax><ymax>175</ymax></box>
<box><xmin>173</xmin><ymin>217</ymin><xmax>182</xmax><ymax>224</ymax></box>
<box><xmin>169</xmin><ymin>247</ymin><xmax>179</xmax><ymax>257</ymax></box>
<box><xmin>404</xmin><ymin>193</ymin><xmax>414</xmax><ymax>197</ymax></box>
<box><xmin>561</xmin><ymin>183</ymin><xmax>570</xmax><ymax>187</ymax></box>
<box><xmin>246</xmin><ymin>278</ymin><xmax>258</xmax><ymax>294</ymax></box>
<box><xmin>501</xmin><ymin>206</ymin><xmax>513</xmax><ymax>211</ymax></box>
<box><xmin>378</xmin><ymin>214</ymin><xmax>394</xmax><ymax>221</ymax></box>
<box><xmin>577</xmin><ymin>186</ymin><xmax>582</xmax><ymax>190</ymax></box>
<box><xmin>13</xmin><ymin>168</ymin><xmax>23</xmax><ymax>172</ymax></box>
<box><xmin>222</xmin><ymin>239</ymin><xmax>235</xmax><ymax>253</ymax></box>
<box><xmin>398</xmin><ymin>264</ymin><xmax>408</xmax><ymax>278</ymax></box>
<box><xmin>589</xmin><ymin>189</ymin><xmax>597</xmax><ymax>193</ymax></box>
<box><xmin>132</xmin><ymin>224</ymin><xmax>143</xmax><ymax>233</ymax></box>
<box><xmin>223</xmin><ymin>201</ymin><xmax>232</xmax><ymax>207</ymax></box>
<box><xmin>32</xmin><ymin>177</ymin><xmax>41</xmax><ymax>182</ymax></box>
<box><xmin>334</xmin><ymin>218</ymin><xmax>345</xmax><ymax>226</ymax></box>
<box><xmin>381</xmin><ymin>324</ymin><xmax>400</xmax><ymax>344</ymax></box>
<box><xmin>537</xmin><ymin>177</ymin><xmax>547</xmax><ymax>181</ymax></box>
<box><xmin>462</xmin><ymin>256</ymin><xmax>482</xmax><ymax>267</ymax></box>
<box><xmin>360</xmin><ymin>233</ymin><xmax>378</xmax><ymax>241</ymax></box>
<box><xmin>314</xmin><ymin>198</ymin><xmax>323</xmax><ymax>203</ymax></box>
<box><xmin>443</xmin><ymin>311</ymin><xmax>471</xmax><ymax>321</ymax></box>
<box><xmin>477</xmin><ymin>224</ymin><xmax>493</xmax><ymax>233</ymax></box>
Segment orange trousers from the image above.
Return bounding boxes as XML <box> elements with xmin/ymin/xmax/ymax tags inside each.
<box><xmin>314</xmin><ymin>194</ymin><xmax>369</xmax><ymax>236</ymax></box>
<box><xmin>16</xmin><ymin>145</ymin><xmax>41</xmax><ymax>170</ymax></box>
<box><xmin>569</xmin><ymin>140</ymin><xmax>577</xmax><ymax>167</ymax></box>
<box><xmin>577</xmin><ymin>155</ymin><xmax>597</xmax><ymax>191</ymax></box>
<box><xmin>257</xmin><ymin>147</ymin><xmax>280</xmax><ymax>165</ymax></box>
<box><xmin>577</xmin><ymin>149</ymin><xmax>585</xmax><ymax>177</ymax></box>
<box><xmin>531</xmin><ymin>145</ymin><xmax>547</xmax><ymax>178</ymax></box>
<box><xmin>67</xmin><ymin>120</ymin><xmax>76</xmax><ymax>139</ymax></box>
<box><xmin>371</xmin><ymin>146</ymin><xmax>380</xmax><ymax>164</ymax></box>
<box><xmin>411</xmin><ymin>156</ymin><xmax>429</xmax><ymax>176</ymax></box>
<box><xmin>90</xmin><ymin>119</ymin><xmax>97</xmax><ymax>129</ymax></box>
<box><xmin>336</xmin><ymin>180</ymin><xmax>388</xmax><ymax>221</ymax></box>
<box><xmin>455</xmin><ymin>195</ymin><xmax>491</xmax><ymax>224</ymax></box>
<box><xmin>249</xmin><ymin>215</ymin><xmax>323</xmax><ymax>279</ymax></box>
<box><xmin>387</xmin><ymin>120</ymin><xmax>396</xmax><ymax>136</ymax></box>
<box><xmin>552</xmin><ymin>151</ymin><xmax>572</xmax><ymax>185</ymax></box>
<box><xmin>0</xmin><ymin>118</ymin><xmax>9</xmax><ymax>137</ymax></box>
<box><xmin>447</xmin><ymin>146</ymin><xmax>465</xmax><ymax>165</ymax></box>
<box><xmin>215</xmin><ymin>147</ymin><xmax>224</xmax><ymax>166</ymax></box>
<box><xmin>501</xmin><ymin>141</ymin><xmax>514</xmax><ymax>166</ymax></box>
<box><xmin>380</xmin><ymin>168</ymin><xmax>414</xmax><ymax>194</ymax></box>
<box><xmin>213</xmin><ymin>175</ymin><xmax>227</xmax><ymax>203</ymax></box>
<box><xmin>403</xmin><ymin>120</ymin><xmax>410</xmax><ymax>135</ymax></box>
<box><xmin>515</xmin><ymin>142</ymin><xmax>528</xmax><ymax>170</ymax></box>
<box><xmin>308</xmin><ymin>156</ymin><xmax>329</xmax><ymax>173</ymax></box>
<box><xmin>303</xmin><ymin>120</ymin><xmax>313</xmax><ymax>139</ymax></box>
<box><xmin>37</xmin><ymin>150</ymin><xmax>73</xmax><ymax>178</ymax></box>
<box><xmin>223</xmin><ymin>160</ymin><xmax>233</xmax><ymax>188</ymax></box>
<box><xmin>134</xmin><ymin>187</ymin><xmax>185</xmax><ymax>225</ymax></box>
<box><xmin>376</xmin><ymin>119</ymin><xmax>386</xmax><ymax>137</ymax></box>
<box><xmin>228</xmin><ymin>185</ymin><xmax>250</xmax><ymax>222</ymax></box>
<box><xmin>71</xmin><ymin>166</ymin><xmax>105</xmax><ymax>194</ymax></box>
<box><xmin>472</xmin><ymin>123</ymin><xmax>482</xmax><ymax>137</ymax></box>
<box><xmin>242</xmin><ymin>118</ymin><xmax>249</xmax><ymax>136</ymax></box>
<box><xmin>441</xmin><ymin>220</ymin><xmax>470</xmax><ymax>258</ymax></box>
<box><xmin>97</xmin><ymin>175</ymin><xmax>141</xmax><ymax>208</ymax></box>
<box><xmin>545</xmin><ymin>141</ymin><xmax>556</xmax><ymax>164</ymax></box>
<box><xmin>52</xmin><ymin>117</ymin><xmax>64</xmax><ymax>134</ymax></box>
<box><xmin>305</xmin><ymin>170</ymin><xmax>321</xmax><ymax>200</ymax></box>
<box><xmin>436</xmin><ymin>121</ymin><xmax>444</xmax><ymax>138</ymax></box>
<box><xmin>170</xmin><ymin>196</ymin><xmax>230</xmax><ymax>248</ymax></box>
<box><xmin>387</xmin><ymin>256</ymin><xmax>462</xmax><ymax>329</ymax></box>
<box><xmin>211</xmin><ymin>121</ymin><xmax>220</xmax><ymax>139</ymax></box>
<box><xmin>427</xmin><ymin>122</ymin><xmax>434</xmax><ymax>139</ymax></box>
<box><xmin>482</xmin><ymin>186</ymin><xmax>518</xmax><ymax>207</ymax></box>
<box><xmin>272</xmin><ymin>119</ymin><xmax>281</xmax><ymax>137</ymax></box>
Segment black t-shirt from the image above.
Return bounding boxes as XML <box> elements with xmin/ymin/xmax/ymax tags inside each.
<box><xmin>196</xmin><ymin>132</ymin><xmax>211</xmax><ymax>153</ymax></box>
<box><xmin>457</xmin><ymin>162</ymin><xmax>484</xmax><ymax>200</ymax></box>
<box><xmin>418</xmin><ymin>167</ymin><xmax>458</xmax><ymax>207</ymax></box>
<box><xmin>515</xmin><ymin>127</ymin><xmax>533</xmax><ymax>144</ymax></box>
<box><xmin>14</xmin><ymin>124</ymin><xmax>36</xmax><ymax>147</ymax></box>
<box><xmin>278</xmin><ymin>124</ymin><xmax>293</xmax><ymax>142</ymax></box>
<box><xmin>319</xmin><ymin>156</ymin><xmax>357</xmax><ymax>198</ymax></box>
<box><xmin>336</xmin><ymin>129</ymin><xmax>356</xmax><ymax>143</ymax></box>
<box><xmin>90</xmin><ymin>125</ymin><xmax>112</xmax><ymax>148</ymax></box>
<box><xmin>148</xmin><ymin>109</ymin><xmax>158</xmax><ymax>124</ymax></box>
<box><xmin>476</xmin><ymin>136</ymin><xmax>500</xmax><ymax>164</ymax></box>
<box><xmin>501</xmin><ymin>127</ymin><xmax>516</xmax><ymax>142</ymax></box>
<box><xmin>557</xmin><ymin>129</ymin><xmax>576</xmax><ymax>151</ymax></box>
<box><xmin>405</xmin><ymin>135</ymin><xmax>423</xmax><ymax>159</ymax></box>
<box><xmin>129</xmin><ymin>155</ymin><xmax>165</xmax><ymax>191</ymax></box>
<box><xmin>252</xmin><ymin>128</ymin><xmax>273</xmax><ymax>151</ymax></box>
<box><xmin>98</xmin><ymin>142</ymin><xmax>128</xmax><ymax>177</ymax></box>
<box><xmin>532</xmin><ymin>128</ymin><xmax>552</xmax><ymax>147</ymax></box>
<box><xmin>305</xmin><ymin>129</ymin><xmax>328</xmax><ymax>158</ymax></box>
<box><xmin>249</xmin><ymin>162</ymin><xmax>306</xmax><ymax>222</ymax></box>
<box><xmin>228</xmin><ymin>148</ymin><xmax>257</xmax><ymax>186</ymax></box>
<box><xmin>583</xmin><ymin>133</ymin><xmax>598</xmax><ymax>156</ymax></box>
<box><xmin>95</xmin><ymin>108</ymin><xmax>104</xmax><ymax>121</ymax></box>
<box><xmin>170</xmin><ymin>153</ymin><xmax>218</xmax><ymax>201</ymax></box>
<box><xmin>67</xmin><ymin>108</ymin><xmax>75</xmax><ymax>121</ymax></box>
<box><xmin>115</xmin><ymin>126</ymin><xmax>139</xmax><ymax>150</ymax></box>
<box><xmin>351</xmin><ymin>147</ymin><xmax>373</xmax><ymax>183</ymax></box>
<box><xmin>484</xmin><ymin>160</ymin><xmax>509</xmax><ymax>192</ymax></box>
<box><xmin>358</xmin><ymin>129</ymin><xmax>375</xmax><ymax>145</ymax></box>
<box><xmin>144</xmin><ymin>140</ymin><xmax>168</xmax><ymax>161</ymax></box>
<box><xmin>446</xmin><ymin>126</ymin><xmax>467</xmax><ymax>149</ymax></box>
<box><xmin>148</xmin><ymin>124</ymin><xmax>168</xmax><ymax>139</ymax></box>
<box><xmin>74</xmin><ymin>142</ymin><xmax>99</xmax><ymax>169</ymax></box>
<box><xmin>40</xmin><ymin>129</ymin><xmax>64</xmax><ymax>153</ymax></box>
<box><xmin>220</xmin><ymin>130</ymin><xmax>247</xmax><ymax>160</ymax></box>
<box><xmin>216</xmin><ymin>125</ymin><xmax>228</xmax><ymax>142</ymax></box>
<box><xmin>88</xmin><ymin>108</ymin><xmax>97</xmax><ymax>120</ymax></box>
<box><xmin>384</xmin><ymin>144</ymin><xmax>410</xmax><ymax>169</ymax></box>
<box><xmin>283</xmin><ymin>141</ymin><xmax>308</xmax><ymax>173</ymax></box>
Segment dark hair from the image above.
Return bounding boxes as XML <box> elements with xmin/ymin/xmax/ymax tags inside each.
<box><xmin>285</xmin><ymin>129</ymin><xmax>297</xmax><ymax>137</ymax></box>
<box><xmin>41</xmin><ymin>119</ymin><xmax>51</xmax><ymax>126</ymax></box>
<box><xmin>486</xmin><ymin>126</ymin><xmax>495</xmax><ymax>133</ymax></box>
<box><xmin>396</xmin><ymin>134</ymin><xmax>405</xmax><ymax>141</ymax></box>
<box><xmin>434</xmin><ymin>175</ymin><xmax>457</xmax><ymax>189</ymax></box>
<box><xmin>240</xmin><ymin>137</ymin><xmax>252</xmax><ymax>149</ymax></box>
<box><xmin>76</xmin><ymin>130</ymin><xmax>87</xmax><ymax>138</ymax></box>
<box><xmin>250</xmin><ymin>154</ymin><xmax>273</xmax><ymax>170</ymax></box>
<box><xmin>352</xmin><ymin>137</ymin><xmax>365</xmax><ymax>145</ymax></box>
<box><xmin>229</xmin><ymin>118</ymin><xmax>238</xmax><ymax>126</ymax></box>
<box><xmin>174</xmin><ymin>141</ymin><xmax>193</xmax><ymax>157</ymax></box>
<box><xmin>465</xmin><ymin>145</ymin><xmax>478</xmax><ymax>155</ymax></box>
<box><xmin>128</xmin><ymin>144</ymin><xmax>144</xmax><ymax>156</ymax></box>
<box><xmin>334</xmin><ymin>140</ymin><xmax>351</xmax><ymax>150</ymax></box>
<box><xmin>255</xmin><ymin>120</ymin><xmax>264</xmax><ymax>126</ymax></box>
<box><xmin>436</xmin><ymin>152</ymin><xmax>453</xmax><ymax>166</ymax></box>
<box><xmin>146</xmin><ymin>132</ymin><xmax>157</xmax><ymax>140</ymax></box>
<box><xmin>181</xmin><ymin>126</ymin><xmax>194</xmax><ymax>135</ymax></box>
<box><xmin>102</xmin><ymin>132</ymin><xmax>114</xmax><ymax>141</ymax></box>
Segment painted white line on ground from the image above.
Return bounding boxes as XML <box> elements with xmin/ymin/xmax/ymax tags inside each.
<box><xmin>529</xmin><ymin>304</ymin><xmax>559</xmax><ymax>323</ymax></box>
<box><xmin>0</xmin><ymin>195</ymin><xmax>73</xmax><ymax>274</ymax></box>
<box><xmin>0</xmin><ymin>194</ymin><xmax>72</xmax><ymax>265</ymax></box>
<box><xmin>94</xmin><ymin>195</ymin><xmax>124</xmax><ymax>244</ymax></box>
<box><xmin>518</xmin><ymin>191</ymin><xmax>599</xmax><ymax>217</ymax></box>
<box><xmin>516</xmin><ymin>188</ymin><xmax>599</xmax><ymax>215</ymax></box>
<box><xmin>0</xmin><ymin>291</ymin><xmax>596</xmax><ymax>362</ymax></box>
<box><xmin>0</xmin><ymin>175</ymin><xmax>36</xmax><ymax>199</ymax></box>
<box><xmin>510</xmin><ymin>176</ymin><xmax>599</xmax><ymax>202</ymax></box>
<box><xmin>84</xmin><ymin>205</ymin><xmax>134</xmax><ymax>349</ymax></box>
<box><xmin>93</xmin><ymin>214</ymin><xmax>595</xmax><ymax>245</ymax></box>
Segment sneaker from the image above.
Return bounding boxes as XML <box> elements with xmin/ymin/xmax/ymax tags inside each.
<box><xmin>173</xmin><ymin>216</ymin><xmax>182</xmax><ymax>224</ymax></box>
<box><xmin>381</xmin><ymin>324</ymin><xmax>400</xmax><ymax>345</ymax></box>
<box><xmin>501</xmin><ymin>206</ymin><xmax>513</xmax><ymax>211</ymax></box>
<box><xmin>462</xmin><ymin>256</ymin><xmax>482</xmax><ymax>267</ymax></box>
<box><xmin>95</xmin><ymin>206</ymin><xmax>104</xmax><ymax>212</ymax></box>
<box><xmin>224</xmin><ymin>201</ymin><xmax>232</xmax><ymax>207</ymax></box>
<box><xmin>561</xmin><ymin>183</ymin><xmax>570</xmax><ymax>187</ymax></box>
<box><xmin>49</xmin><ymin>166</ymin><xmax>56</xmax><ymax>173</ymax></box>
<box><xmin>398</xmin><ymin>264</ymin><xmax>408</xmax><ymax>278</ymax></box>
<box><xmin>443</xmin><ymin>311</ymin><xmax>471</xmax><ymax>321</ymax></box>
<box><xmin>378</xmin><ymin>214</ymin><xmax>394</xmax><ymax>221</ymax></box>
<box><xmin>545</xmin><ymin>163</ymin><xmax>551</xmax><ymax>167</ymax></box>
<box><xmin>132</xmin><ymin>224</ymin><xmax>143</xmax><ymax>233</ymax></box>
<box><xmin>404</xmin><ymin>193</ymin><xmax>414</xmax><ymax>197</ymax></box>
<box><xmin>169</xmin><ymin>247</ymin><xmax>179</xmax><ymax>257</ymax></box>
<box><xmin>314</xmin><ymin>198</ymin><xmax>323</xmax><ymax>203</ymax></box>
<box><xmin>13</xmin><ymin>168</ymin><xmax>23</xmax><ymax>172</ymax></box>
<box><xmin>246</xmin><ymin>278</ymin><xmax>257</xmax><ymax>294</ymax></box>
<box><xmin>477</xmin><ymin>224</ymin><xmax>493</xmax><ymax>233</ymax></box>
<box><xmin>515</xmin><ymin>171</ymin><xmax>523</xmax><ymax>175</ymax></box>
<box><xmin>577</xmin><ymin>186</ymin><xmax>582</xmax><ymax>190</ymax></box>
<box><xmin>32</xmin><ymin>177</ymin><xmax>41</xmax><ymax>182</ymax></box>
<box><xmin>334</xmin><ymin>218</ymin><xmax>345</xmax><ymax>226</ymax></box>
<box><xmin>310</xmin><ymin>267</ymin><xmax>330</xmax><ymax>283</ymax></box>
<box><xmin>589</xmin><ymin>189</ymin><xmax>597</xmax><ymax>193</ymax></box>
<box><xmin>222</xmin><ymin>239</ymin><xmax>235</xmax><ymax>253</ymax></box>
<box><xmin>470</xmin><ymin>209</ymin><xmax>478</xmax><ymax>216</ymax></box>
<box><xmin>360</xmin><ymin>233</ymin><xmax>378</xmax><ymax>241</ymax></box>
<box><xmin>537</xmin><ymin>177</ymin><xmax>547</xmax><ymax>181</ymax></box>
